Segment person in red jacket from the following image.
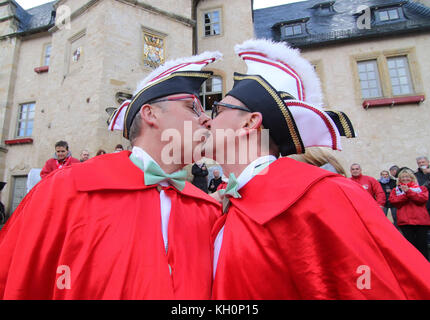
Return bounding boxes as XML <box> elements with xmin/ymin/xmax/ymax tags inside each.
<box><xmin>40</xmin><ymin>140</ymin><xmax>80</xmax><ymax>179</ymax></box>
<box><xmin>0</xmin><ymin>52</ymin><xmax>222</xmax><ymax>299</ymax></box>
<box><xmin>349</xmin><ymin>163</ymin><xmax>386</xmax><ymax>208</ymax></box>
<box><xmin>208</xmin><ymin>39</ymin><xmax>430</xmax><ymax>299</ymax></box>
<box><xmin>389</xmin><ymin>168</ymin><xmax>430</xmax><ymax>260</ymax></box>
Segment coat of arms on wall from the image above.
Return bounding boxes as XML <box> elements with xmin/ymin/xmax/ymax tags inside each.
<box><xmin>143</xmin><ymin>33</ymin><xmax>165</xmax><ymax>68</ymax></box>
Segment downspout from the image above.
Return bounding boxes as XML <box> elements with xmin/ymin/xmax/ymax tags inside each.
<box><xmin>192</xmin><ymin>0</ymin><xmax>201</xmax><ymax>55</ymax></box>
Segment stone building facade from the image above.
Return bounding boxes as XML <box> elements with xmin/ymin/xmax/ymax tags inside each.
<box><xmin>0</xmin><ymin>0</ymin><xmax>252</xmax><ymax>213</ymax></box>
<box><xmin>254</xmin><ymin>0</ymin><xmax>430</xmax><ymax>178</ymax></box>
<box><xmin>0</xmin><ymin>0</ymin><xmax>429</xmax><ymax>214</ymax></box>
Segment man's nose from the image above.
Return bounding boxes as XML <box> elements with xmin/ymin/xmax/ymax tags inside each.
<box><xmin>199</xmin><ymin>112</ymin><xmax>211</xmax><ymax>129</ymax></box>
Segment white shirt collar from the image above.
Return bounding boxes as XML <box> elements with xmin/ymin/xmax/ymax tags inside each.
<box><xmin>236</xmin><ymin>155</ymin><xmax>277</xmax><ymax>191</ymax></box>
<box><xmin>131</xmin><ymin>146</ymin><xmax>159</xmax><ymax>171</ymax></box>
<box><xmin>131</xmin><ymin>146</ymin><xmax>170</xmax><ymax>186</ymax></box>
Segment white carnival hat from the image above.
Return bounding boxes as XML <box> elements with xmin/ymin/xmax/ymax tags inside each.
<box><xmin>108</xmin><ymin>51</ymin><xmax>222</xmax><ymax>139</ymax></box>
<box><xmin>227</xmin><ymin>39</ymin><xmax>355</xmax><ymax>155</ymax></box>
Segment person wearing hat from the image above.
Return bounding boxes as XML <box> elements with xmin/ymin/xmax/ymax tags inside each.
<box><xmin>208</xmin><ymin>39</ymin><xmax>430</xmax><ymax>299</ymax></box>
<box><xmin>0</xmin><ymin>52</ymin><xmax>222</xmax><ymax>299</ymax></box>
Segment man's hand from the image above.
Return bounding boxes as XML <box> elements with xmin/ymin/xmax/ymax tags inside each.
<box><xmin>422</xmin><ymin>167</ymin><xmax>430</xmax><ymax>175</ymax></box>
<box><xmin>209</xmin><ymin>190</ymin><xmax>223</xmax><ymax>203</ymax></box>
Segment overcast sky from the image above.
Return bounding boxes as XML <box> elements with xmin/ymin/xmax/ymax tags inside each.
<box><xmin>16</xmin><ymin>0</ymin><xmax>304</xmax><ymax>10</ymax></box>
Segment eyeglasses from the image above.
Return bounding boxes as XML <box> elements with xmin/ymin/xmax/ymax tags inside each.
<box><xmin>211</xmin><ymin>101</ymin><xmax>252</xmax><ymax>119</ymax></box>
<box><xmin>150</xmin><ymin>94</ymin><xmax>204</xmax><ymax>118</ymax></box>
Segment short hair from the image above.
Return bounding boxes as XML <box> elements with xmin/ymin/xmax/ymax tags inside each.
<box><xmin>389</xmin><ymin>165</ymin><xmax>399</xmax><ymax>171</ymax></box>
<box><xmin>380</xmin><ymin>170</ymin><xmax>389</xmax><ymax>175</ymax></box>
<box><xmin>129</xmin><ymin>111</ymin><xmax>143</xmax><ymax>146</ymax></box>
<box><xmin>115</xmin><ymin>144</ymin><xmax>124</xmax><ymax>149</ymax></box>
<box><xmin>55</xmin><ymin>140</ymin><xmax>69</xmax><ymax>150</ymax></box>
<box><xmin>128</xmin><ymin>102</ymin><xmax>169</xmax><ymax>146</ymax></box>
<box><xmin>397</xmin><ymin>168</ymin><xmax>418</xmax><ymax>185</ymax></box>
<box><xmin>96</xmin><ymin>149</ymin><xmax>106</xmax><ymax>156</ymax></box>
<box><xmin>350</xmin><ymin>163</ymin><xmax>361</xmax><ymax>169</ymax></box>
<box><xmin>416</xmin><ymin>156</ymin><xmax>429</xmax><ymax>162</ymax></box>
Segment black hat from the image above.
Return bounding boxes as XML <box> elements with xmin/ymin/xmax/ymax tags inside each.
<box><xmin>226</xmin><ymin>39</ymin><xmax>356</xmax><ymax>156</ymax></box>
<box><xmin>227</xmin><ymin>72</ymin><xmax>304</xmax><ymax>156</ymax></box>
<box><xmin>0</xmin><ymin>182</ymin><xmax>6</xmax><ymax>191</ymax></box>
<box><xmin>107</xmin><ymin>52</ymin><xmax>222</xmax><ymax>139</ymax></box>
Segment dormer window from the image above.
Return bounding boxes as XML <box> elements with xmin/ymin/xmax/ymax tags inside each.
<box><xmin>311</xmin><ymin>1</ymin><xmax>335</xmax><ymax>15</ymax></box>
<box><xmin>378</xmin><ymin>8</ymin><xmax>400</xmax><ymax>21</ymax></box>
<box><xmin>282</xmin><ymin>24</ymin><xmax>303</xmax><ymax>37</ymax></box>
<box><xmin>373</xmin><ymin>6</ymin><xmax>405</xmax><ymax>24</ymax></box>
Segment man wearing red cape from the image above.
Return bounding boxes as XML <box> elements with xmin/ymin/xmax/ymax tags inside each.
<box><xmin>0</xmin><ymin>52</ymin><xmax>222</xmax><ymax>299</ymax></box>
<box><xmin>209</xmin><ymin>39</ymin><xmax>430</xmax><ymax>299</ymax></box>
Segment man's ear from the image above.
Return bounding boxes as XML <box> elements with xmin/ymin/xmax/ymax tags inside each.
<box><xmin>140</xmin><ymin>104</ymin><xmax>159</xmax><ymax>128</ymax></box>
<box><xmin>238</xmin><ymin>112</ymin><xmax>262</xmax><ymax>136</ymax></box>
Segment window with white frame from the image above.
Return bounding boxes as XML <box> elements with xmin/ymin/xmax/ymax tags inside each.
<box><xmin>387</xmin><ymin>56</ymin><xmax>413</xmax><ymax>96</ymax></box>
<box><xmin>357</xmin><ymin>60</ymin><xmax>382</xmax><ymax>99</ymax></box>
<box><xmin>356</xmin><ymin>53</ymin><xmax>416</xmax><ymax>99</ymax></box>
<box><xmin>377</xmin><ymin>8</ymin><xmax>400</xmax><ymax>22</ymax></box>
<box><xmin>204</xmin><ymin>10</ymin><xmax>221</xmax><ymax>36</ymax></box>
<box><xmin>200</xmin><ymin>76</ymin><xmax>222</xmax><ymax>111</ymax></box>
<box><xmin>282</xmin><ymin>24</ymin><xmax>304</xmax><ymax>37</ymax></box>
<box><xmin>16</xmin><ymin>103</ymin><xmax>35</xmax><ymax>137</ymax></box>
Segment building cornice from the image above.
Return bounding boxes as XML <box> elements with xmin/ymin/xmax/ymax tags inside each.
<box><xmin>50</xmin><ymin>0</ymin><xmax>195</xmax><ymax>34</ymax></box>
<box><xmin>49</xmin><ymin>0</ymin><xmax>100</xmax><ymax>33</ymax></box>
<box><xmin>117</xmin><ymin>0</ymin><xmax>195</xmax><ymax>27</ymax></box>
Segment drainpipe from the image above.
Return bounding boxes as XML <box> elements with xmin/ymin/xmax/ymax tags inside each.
<box><xmin>192</xmin><ymin>0</ymin><xmax>201</xmax><ymax>55</ymax></box>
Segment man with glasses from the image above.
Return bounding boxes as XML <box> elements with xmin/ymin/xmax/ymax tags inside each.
<box><xmin>208</xmin><ymin>39</ymin><xmax>430</xmax><ymax>299</ymax></box>
<box><xmin>0</xmin><ymin>52</ymin><xmax>222</xmax><ymax>299</ymax></box>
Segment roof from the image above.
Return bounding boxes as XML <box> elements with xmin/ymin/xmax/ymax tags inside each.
<box><xmin>253</xmin><ymin>0</ymin><xmax>430</xmax><ymax>48</ymax></box>
<box><xmin>11</xmin><ymin>0</ymin><xmax>56</xmax><ymax>33</ymax></box>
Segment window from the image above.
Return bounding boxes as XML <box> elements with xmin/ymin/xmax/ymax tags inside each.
<box><xmin>355</xmin><ymin>51</ymin><xmax>419</xmax><ymax>103</ymax></box>
<box><xmin>11</xmin><ymin>176</ymin><xmax>27</xmax><ymax>213</ymax></box>
<box><xmin>43</xmin><ymin>43</ymin><xmax>52</xmax><ymax>66</ymax></box>
<box><xmin>378</xmin><ymin>8</ymin><xmax>400</xmax><ymax>22</ymax></box>
<box><xmin>357</xmin><ymin>60</ymin><xmax>382</xmax><ymax>99</ymax></box>
<box><xmin>282</xmin><ymin>24</ymin><xmax>304</xmax><ymax>37</ymax></box>
<box><xmin>16</xmin><ymin>103</ymin><xmax>35</xmax><ymax>137</ymax></box>
<box><xmin>204</xmin><ymin>10</ymin><xmax>221</xmax><ymax>36</ymax></box>
<box><xmin>200</xmin><ymin>76</ymin><xmax>222</xmax><ymax>111</ymax></box>
<box><xmin>387</xmin><ymin>56</ymin><xmax>413</xmax><ymax>96</ymax></box>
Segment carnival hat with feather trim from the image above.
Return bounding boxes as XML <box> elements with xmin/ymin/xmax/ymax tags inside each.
<box><xmin>227</xmin><ymin>39</ymin><xmax>355</xmax><ymax>156</ymax></box>
<box><xmin>108</xmin><ymin>51</ymin><xmax>222</xmax><ymax>139</ymax></box>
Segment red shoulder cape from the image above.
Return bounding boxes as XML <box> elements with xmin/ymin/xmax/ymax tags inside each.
<box><xmin>0</xmin><ymin>151</ymin><xmax>220</xmax><ymax>299</ymax></box>
<box><xmin>212</xmin><ymin>158</ymin><xmax>430</xmax><ymax>299</ymax></box>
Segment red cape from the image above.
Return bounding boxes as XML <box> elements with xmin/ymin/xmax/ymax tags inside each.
<box><xmin>0</xmin><ymin>151</ymin><xmax>220</xmax><ymax>299</ymax></box>
<box><xmin>212</xmin><ymin>158</ymin><xmax>430</xmax><ymax>299</ymax></box>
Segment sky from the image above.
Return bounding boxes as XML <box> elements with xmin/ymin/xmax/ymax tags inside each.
<box><xmin>16</xmin><ymin>0</ymin><xmax>304</xmax><ymax>10</ymax></box>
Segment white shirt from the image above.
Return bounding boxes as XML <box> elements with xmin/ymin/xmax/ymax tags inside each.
<box><xmin>213</xmin><ymin>155</ymin><xmax>277</xmax><ymax>278</ymax></box>
<box><xmin>131</xmin><ymin>146</ymin><xmax>171</xmax><ymax>254</ymax></box>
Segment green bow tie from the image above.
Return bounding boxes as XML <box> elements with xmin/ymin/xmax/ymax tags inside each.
<box><xmin>130</xmin><ymin>154</ymin><xmax>187</xmax><ymax>191</ymax></box>
<box><xmin>219</xmin><ymin>173</ymin><xmax>242</xmax><ymax>199</ymax></box>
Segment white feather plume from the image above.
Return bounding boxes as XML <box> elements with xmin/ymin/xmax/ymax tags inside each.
<box><xmin>134</xmin><ymin>51</ymin><xmax>223</xmax><ymax>95</ymax></box>
<box><xmin>235</xmin><ymin>39</ymin><xmax>323</xmax><ymax>107</ymax></box>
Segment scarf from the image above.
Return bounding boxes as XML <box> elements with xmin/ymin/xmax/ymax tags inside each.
<box><xmin>396</xmin><ymin>182</ymin><xmax>422</xmax><ymax>195</ymax></box>
<box><xmin>379</xmin><ymin>177</ymin><xmax>390</xmax><ymax>184</ymax></box>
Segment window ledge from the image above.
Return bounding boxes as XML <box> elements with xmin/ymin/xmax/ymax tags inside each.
<box><xmin>362</xmin><ymin>95</ymin><xmax>425</xmax><ymax>109</ymax></box>
<box><xmin>4</xmin><ymin>138</ymin><xmax>33</xmax><ymax>145</ymax></box>
<box><xmin>34</xmin><ymin>66</ymin><xmax>49</xmax><ymax>74</ymax></box>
